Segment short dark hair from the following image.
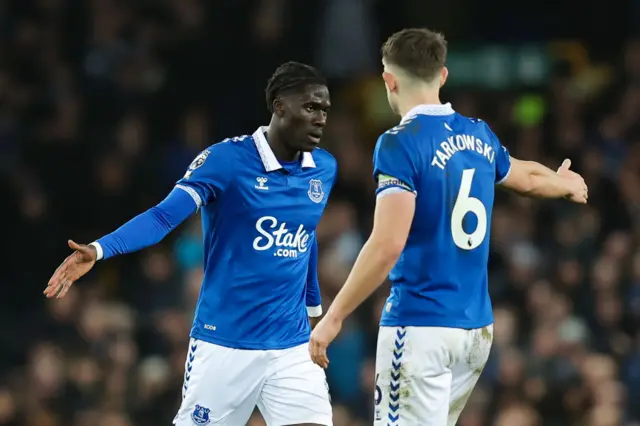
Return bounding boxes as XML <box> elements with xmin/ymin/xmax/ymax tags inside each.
<box><xmin>381</xmin><ymin>28</ymin><xmax>447</xmax><ymax>82</ymax></box>
<box><xmin>265</xmin><ymin>62</ymin><xmax>327</xmax><ymax>113</ymax></box>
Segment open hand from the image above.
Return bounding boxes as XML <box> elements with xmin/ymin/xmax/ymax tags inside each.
<box><xmin>44</xmin><ymin>240</ymin><xmax>97</xmax><ymax>299</ymax></box>
<box><xmin>557</xmin><ymin>159</ymin><xmax>588</xmax><ymax>204</ymax></box>
<box><xmin>309</xmin><ymin>314</ymin><xmax>342</xmax><ymax>369</ymax></box>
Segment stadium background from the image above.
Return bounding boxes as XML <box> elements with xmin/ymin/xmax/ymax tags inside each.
<box><xmin>1</xmin><ymin>0</ymin><xmax>640</xmax><ymax>425</ymax></box>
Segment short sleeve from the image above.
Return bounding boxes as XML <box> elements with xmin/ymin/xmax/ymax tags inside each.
<box><xmin>329</xmin><ymin>156</ymin><xmax>339</xmax><ymax>192</ymax></box>
<box><xmin>175</xmin><ymin>142</ymin><xmax>236</xmax><ymax>207</ymax></box>
<box><xmin>484</xmin><ymin>124</ymin><xmax>512</xmax><ymax>184</ymax></box>
<box><xmin>372</xmin><ymin>131</ymin><xmax>418</xmax><ymax>196</ymax></box>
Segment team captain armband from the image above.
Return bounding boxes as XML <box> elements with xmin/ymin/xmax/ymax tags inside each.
<box><xmin>377</xmin><ymin>174</ymin><xmax>414</xmax><ymax>194</ymax></box>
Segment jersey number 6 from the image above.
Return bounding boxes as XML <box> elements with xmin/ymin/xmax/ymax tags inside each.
<box><xmin>451</xmin><ymin>168</ymin><xmax>487</xmax><ymax>250</ymax></box>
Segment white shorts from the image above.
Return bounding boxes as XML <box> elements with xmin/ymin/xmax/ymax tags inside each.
<box><xmin>174</xmin><ymin>338</ymin><xmax>332</xmax><ymax>426</ymax></box>
<box><xmin>374</xmin><ymin>325</ymin><xmax>493</xmax><ymax>426</ymax></box>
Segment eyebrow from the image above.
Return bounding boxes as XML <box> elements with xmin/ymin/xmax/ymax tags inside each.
<box><xmin>305</xmin><ymin>100</ymin><xmax>331</xmax><ymax>107</ymax></box>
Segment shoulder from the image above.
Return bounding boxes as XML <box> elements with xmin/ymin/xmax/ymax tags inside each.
<box><xmin>311</xmin><ymin>147</ymin><xmax>337</xmax><ymax>171</ymax></box>
<box><xmin>205</xmin><ymin>134</ymin><xmax>253</xmax><ymax>159</ymax></box>
<box><xmin>374</xmin><ymin>120</ymin><xmax>418</xmax><ymax>158</ymax></box>
<box><xmin>187</xmin><ymin>134</ymin><xmax>251</xmax><ymax>174</ymax></box>
<box><xmin>382</xmin><ymin>115</ymin><xmax>421</xmax><ymax>138</ymax></box>
<box><xmin>454</xmin><ymin>113</ymin><xmax>495</xmax><ymax>135</ymax></box>
<box><xmin>452</xmin><ymin>113</ymin><xmax>502</xmax><ymax>145</ymax></box>
<box><xmin>213</xmin><ymin>133</ymin><xmax>253</xmax><ymax>152</ymax></box>
<box><xmin>455</xmin><ymin>112</ymin><xmax>484</xmax><ymax>125</ymax></box>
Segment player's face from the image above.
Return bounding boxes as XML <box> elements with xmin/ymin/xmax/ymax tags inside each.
<box><xmin>281</xmin><ymin>85</ymin><xmax>331</xmax><ymax>152</ymax></box>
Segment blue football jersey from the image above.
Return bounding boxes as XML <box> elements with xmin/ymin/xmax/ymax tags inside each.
<box><xmin>175</xmin><ymin>127</ymin><xmax>337</xmax><ymax>350</ymax></box>
<box><xmin>373</xmin><ymin>104</ymin><xmax>511</xmax><ymax>329</ymax></box>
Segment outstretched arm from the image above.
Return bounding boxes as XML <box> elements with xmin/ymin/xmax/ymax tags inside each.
<box><xmin>500</xmin><ymin>158</ymin><xmax>588</xmax><ymax>203</ymax></box>
<box><xmin>45</xmin><ymin>142</ymin><xmax>237</xmax><ymax>300</ymax></box>
<box><xmin>44</xmin><ymin>187</ymin><xmax>198</xmax><ymax>299</ymax></box>
<box><xmin>91</xmin><ymin>187</ymin><xmax>198</xmax><ymax>260</ymax></box>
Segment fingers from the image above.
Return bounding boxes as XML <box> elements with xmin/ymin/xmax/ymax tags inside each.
<box><xmin>56</xmin><ymin>279</ymin><xmax>73</xmax><ymax>299</ymax></box>
<box><xmin>557</xmin><ymin>158</ymin><xmax>571</xmax><ymax>172</ymax></box>
<box><xmin>572</xmin><ymin>190</ymin><xmax>588</xmax><ymax>204</ymax></box>
<box><xmin>44</xmin><ymin>262</ymin><xmax>67</xmax><ymax>297</ymax></box>
<box><xmin>45</xmin><ymin>274</ymin><xmax>74</xmax><ymax>299</ymax></box>
<box><xmin>44</xmin><ymin>253</ymin><xmax>77</xmax><ymax>298</ymax></box>
<box><xmin>69</xmin><ymin>239</ymin><xmax>97</xmax><ymax>262</ymax></box>
<box><xmin>68</xmin><ymin>239</ymin><xmax>81</xmax><ymax>250</ymax></box>
<box><xmin>69</xmin><ymin>239</ymin><xmax>91</xmax><ymax>256</ymax></box>
<box><xmin>309</xmin><ymin>338</ymin><xmax>329</xmax><ymax>369</ymax></box>
<box><xmin>44</xmin><ymin>273</ymin><xmax>68</xmax><ymax>298</ymax></box>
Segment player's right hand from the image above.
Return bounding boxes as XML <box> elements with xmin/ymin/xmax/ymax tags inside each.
<box><xmin>44</xmin><ymin>240</ymin><xmax>97</xmax><ymax>299</ymax></box>
<box><xmin>309</xmin><ymin>314</ymin><xmax>342</xmax><ymax>369</ymax></box>
<box><xmin>557</xmin><ymin>159</ymin><xmax>588</xmax><ymax>204</ymax></box>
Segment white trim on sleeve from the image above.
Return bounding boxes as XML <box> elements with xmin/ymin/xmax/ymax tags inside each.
<box><xmin>377</xmin><ymin>186</ymin><xmax>417</xmax><ymax>199</ymax></box>
<box><xmin>307</xmin><ymin>305</ymin><xmax>323</xmax><ymax>318</ymax></box>
<box><xmin>176</xmin><ymin>184</ymin><xmax>203</xmax><ymax>209</ymax></box>
<box><xmin>89</xmin><ymin>242</ymin><xmax>104</xmax><ymax>261</ymax></box>
<box><xmin>496</xmin><ymin>164</ymin><xmax>512</xmax><ymax>185</ymax></box>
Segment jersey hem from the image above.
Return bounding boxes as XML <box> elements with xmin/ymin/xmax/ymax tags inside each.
<box><xmin>379</xmin><ymin>318</ymin><xmax>494</xmax><ymax>330</ymax></box>
<box><xmin>190</xmin><ymin>330</ymin><xmax>309</xmax><ymax>351</ymax></box>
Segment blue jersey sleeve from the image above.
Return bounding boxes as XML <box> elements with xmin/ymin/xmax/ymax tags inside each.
<box><xmin>485</xmin><ymin>124</ymin><xmax>512</xmax><ymax>184</ymax></box>
<box><xmin>305</xmin><ymin>238</ymin><xmax>322</xmax><ymax>315</ymax></box>
<box><xmin>372</xmin><ymin>130</ymin><xmax>418</xmax><ymax>196</ymax></box>
<box><xmin>495</xmin><ymin>144</ymin><xmax>511</xmax><ymax>184</ymax></box>
<box><xmin>175</xmin><ymin>142</ymin><xmax>236</xmax><ymax>207</ymax></box>
<box><xmin>95</xmin><ymin>187</ymin><xmax>197</xmax><ymax>260</ymax></box>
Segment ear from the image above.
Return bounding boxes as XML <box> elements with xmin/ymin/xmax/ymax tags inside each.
<box><xmin>439</xmin><ymin>67</ymin><xmax>449</xmax><ymax>88</ymax></box>
<box><xmin>273</xmin><ymin>98</ymin><xmax>286</xmax><ymax>117</ymax></box>
<box><xmin>382</xmin><ymin>71</ymin><xmax>397</xmax><ymax>93</ymax></box>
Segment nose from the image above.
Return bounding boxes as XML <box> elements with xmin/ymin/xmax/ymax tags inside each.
<box><xmin>313</xmin><ymin>111</ymin><xmax>327</xmax><ymax>127</ymax></box>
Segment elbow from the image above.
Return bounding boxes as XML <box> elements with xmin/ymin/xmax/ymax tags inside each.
<box><xmin>520</xmin><ymin>176</ymin><xmax>537</xmax><ymax>196</ymax></box>
<box><xmin>373</xmin><ymin>237</ymin><xmax>405</xmax><ymax>264</ymax></box>
<box><xmin>510</xmin><ymin>173</ymin><xmax>540</xmax><ymax>197</ymax></box>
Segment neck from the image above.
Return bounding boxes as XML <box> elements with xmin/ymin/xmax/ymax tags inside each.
<box><xmin>397</xmin><ymin>86</ymin><xmax>442</xmax><ymax>119</ymax></box>
<box><xmin>266</xmin><ymin>117</ymin><xmax>300</xmax><ymax>162</ymax></box>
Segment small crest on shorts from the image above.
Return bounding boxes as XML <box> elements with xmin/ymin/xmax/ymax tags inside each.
<box><xmin>308</xmin><ymin>179</ymin><xmax>324</xmax><ymax>203</ymax></box>
<box><xmin>191</xmin><ymin>405</ymin><xmax>211</xmax><ymax>425</ymax></box>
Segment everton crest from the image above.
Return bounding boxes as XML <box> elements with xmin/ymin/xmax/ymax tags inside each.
<box><xmin>184</xmin><ymin>150</ymin><xmax>210</xmax><ymax>179</ymax></box>
<box><xmin>308</xmin><ymin>179</ymin><xmax>324</xmax><ymax>203</ymax></box>
<box><xmin>191</xmin><ymin>404</ymin><xmax>211</xmax><ymax>425</ymax></box>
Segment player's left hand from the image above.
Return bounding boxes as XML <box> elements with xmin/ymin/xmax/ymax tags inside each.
<box><xmin>309</xmin><ymin>314</ymin><xmax>342</xmax><ymax>368</ymax></box>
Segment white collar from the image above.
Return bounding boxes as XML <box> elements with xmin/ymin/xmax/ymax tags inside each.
<box><xmin>252</xmin><ymin>126</ymin><xmax>316</xmax><ymax>172</ymax></box>
<box><xmin>400</xmin><ymin>103</ymin><xmax>455</xmax><ymax>123</ymax></box>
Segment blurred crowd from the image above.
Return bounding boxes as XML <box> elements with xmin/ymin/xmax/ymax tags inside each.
<box><xmin>1</xmin><ymin>1</ymin><xmax>640</xmax><ymax>425</ymax></box>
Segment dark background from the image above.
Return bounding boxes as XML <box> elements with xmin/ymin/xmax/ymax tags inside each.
<box><xmin>1</xmin><ymin>0</ymin><xmax>640</xmax><ymax>425</ymax></box>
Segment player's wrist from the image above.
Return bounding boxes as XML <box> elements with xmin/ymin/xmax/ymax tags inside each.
<box><xmin>88</xmin><ymin>242</ymin><xmax>103</xmax><ymax>260</ymax></box>
<box><xmin>325</xmin><ymin>306</ymin><xmax>347</xmax><ymax>323</ymax></box>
